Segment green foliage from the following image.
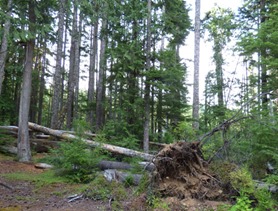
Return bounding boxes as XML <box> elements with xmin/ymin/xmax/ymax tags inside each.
<box><xmin>123</xmin><ymin>174</ymin><xmax>134</xmax><ymax>187</ymax></box>
<box><xmin>135</xmin><ymin>173</ymin><xmax>150</xmax><ymax>195</ymax></box>
<box><xmin>0</xmin><ymin>132</ymin><xmax>15</xmax><ymax>146</ymax></box>
<box><xmin>172</xmin><ymin>121</ymin><xmax>196</xmax><ymax>141</ymax></box>
<box><xmin>254</xmin><ymin>189</ymin><xmax>276</xmax><ymax>211</ymax></box>
<box><xmin>46</xmin><ymin>119</ymin><xmax>111</xmax><ymax>183</ymax></box>
<box><xmin>229</xmin><ymin>189</ymin><xmax>276</xmax><ymax>211</ymax></box>
<box><xmin>209</xmin><ymin>161</ymin><xmax>237</xmax><ymax>184</ymax></box>
<box><xmin>1</xmin><ymin>170</ymin><xmax>69</xmax><ymax>188</ymax></box>
<box><xmin>147</xmin><ymin>194</ymin><xmax>170</xmax><ymax>211</ymax></box>
<box><xmin>49</xmin><ymin>139</ymin><xmax>102</xmax><ymax>183</ymax></box>
<box><xmin>163</xmin><ymin>0</ymin><xmax>191</xmax><ymax>45</ymax></box>
<box><xmin>229</xmin><ymin>167</ymin><xmax>255</xmax><ymax>194</ymax></box>
<box><xmin>238</xmin><ymin>113</ymin><xmax>278</xmax><ymax>179</ymax></box>
<box><xmin>83</xmin><ymin>175</ymin><xmax>127</xmax><ymax>202</ymax></box>
<box><xmin>229</xmin><ymin>193</ymin><xmax>254</xmax><ymax>211</ymax></box>
<box><xmin>264</xmin><ymin>175</ymin><xmax>278</xmax><ymax>186</ymax></box>
<box><xmin>100</xmin><ymin>119</ymin><xmax>140</xmax><ymax>150</ymax></box>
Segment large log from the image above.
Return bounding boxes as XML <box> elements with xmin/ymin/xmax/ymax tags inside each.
<box><xmin>98</xmin><ymin>160</ymin><xmax>155</xmax><ymax>172</ymax></box>
<box><xmin>0</xmin><ymin>126</ymin><xmax>96</xmax><ymax>139</ymax></box>
<box><xmin>28</xmin><ymin>122</ymin><xmax>154</xmax><ymax>161</ymax></box>
<box><xmin>103</xmin><ymin>169</ymin><xmax>145</xmax><ymax>186</ymax></box>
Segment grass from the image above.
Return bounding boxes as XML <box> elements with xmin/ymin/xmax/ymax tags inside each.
<box><xmin>0</xmin><ymin>152</ymin><xmax>14</xmax><ymax>161</ymax></box>
<box><xmin>1</xmin><ymin>170</ymin><xmax>69</xmax><ymax>188</ymax></box>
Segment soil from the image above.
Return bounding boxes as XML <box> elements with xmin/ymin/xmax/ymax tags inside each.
<box><xmin>0</xmin><ymin>142</ymin><xmax>231</xmax><ymax>211</ymax></box>
<box><xmin>152</xmin><ymin>142</ymin><xmax>231</xmax><ymax>210</ymax></box>
<box><xmin>0</xmin><ymin>154</ymin><xmax>132</xmax><ymax>211</ymax></box>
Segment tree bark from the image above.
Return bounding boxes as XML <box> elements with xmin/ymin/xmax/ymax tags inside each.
<box><xmin>192</xmin><ymin>0</ymin><xmax>200</xmax><ymax>130</ymax></box>
<box><xmin>96</xmin><ymin>16</ymin><xmax>107</xmax><ymax>130</ymax></box>
<box><xmin>37</xmin><ymin>45</ymin><xmax>47</xmax><ymax>125</ymax></box>
<box><xmin>17</xmin><ymin>0</ymin><xmax>36</xmax><ymax>162</ymax></box>
<box><xmin>67</xmin><ymin>1</ymin><xmax>78</xmax><ymax>129</ymax></box>
<box><xmin>28</xmin><ymin>122</ymin><xmax>154</xmax><ymax>161</ymax></box>
<box><xmin>143</xmin><ymin>0</ymin><xmax>152</xmax><ymax>153</ymax></box>
<box><xmin>51</xmin><ymin>0</ymin><xmax>65</xmax><ymax>129</ymax></box>
<box><xmin>0</xmin><ymin>0</ymin><xmax>13</xmax><ymax>95</ymax></box>
<box><xmin>87</xmin><ymin>8</ymin><xmax>99</xmax><ymax>127</ymax></box>
<box><xmin>98</xmin><ymin>160</ymin><xmax>155</xmax><ymax>172</ymax></box>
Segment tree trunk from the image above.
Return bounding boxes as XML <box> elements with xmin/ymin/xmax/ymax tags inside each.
<box><xmin>96</xmin><ymin>16</ymin><xmax>107</xmax><ymax>130</ymax></box>
<box><xmin>28</xmin><ymin>122</ymin><xmax>154</xmax><ymax>161</ymax></box>
<box><xmin>67</xmin><ymin>1</ymin><xmax>78</xmax><ymax>129</ymax></box>
<box><xmin>192</xmin><ymin>0</ymin><xmax>200</xmax><ymax>130</ymax></box>
<box><xmin>37</xmin><ymin>44</ymin><xmax>47</xmax><ymax>125</ymax></box>
<box><xmin>0</xmin><ymin>0</ymin><xmax>13</xmax><ymax>95</ymax></box>
<box><xmin>73</xmin><ymin>12</ymin><xmax>82</xmax><ymax>122</ymax></box>
<box><xmin>260</xmin><ymin>0</ymin><xmax>268</xmax><ymax>107</ymax></box>
<box><xmin>214</xmin><ymin>40</ymin><xmax>224</xmax><ymax>117</ymax></box>
<box><xmin>87</xmin><ymin>8</ymin><xmax>99</xmax><ymax>127</ymax></box>
<box><xmin>143</xmin><ymin>0</ymin><xmax>152</xmax><ymax>153</ymax></box>
<box><xmin>29</xmin><ymin>40</ymin><xmax>42</xmax><ymax>123</ymax></box>
<box><xmin>51</xmin><ymin>0</ymin><xmax>65</xmax><ymax>129</ymax></box>
<box><xmin>17</xmin><ymin>0</ymin><xmax>36</xmax><ymax>162</ymax></box>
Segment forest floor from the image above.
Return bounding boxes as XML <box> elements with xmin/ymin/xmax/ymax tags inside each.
<box><xmin>0</xmin><ymin>153</ymin><xmax>133</xmax><ymax>211</ymax></box>
<box><xmin>0</xmin><ymin>152</ymin><xmax>230</xmax><ymax>211</ymax></box>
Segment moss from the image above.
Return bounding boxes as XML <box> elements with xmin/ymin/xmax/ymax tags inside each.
<box><xmin>209</xmin><ymin>161</ymin><xmax>237</xmax><ymax>184</ymax></box>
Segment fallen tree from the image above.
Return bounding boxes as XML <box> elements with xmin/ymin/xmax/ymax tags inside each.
<box><xmin>28</xmin><ymin>122</ymin><xmax>154</xmax><ymax>161</ymax></box>
<box><xmin>98</xmin><ymin>160</ymin><xmax>155</xmax><ymax>172</ymax></box>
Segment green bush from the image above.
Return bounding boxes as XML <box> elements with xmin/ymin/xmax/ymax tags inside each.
<box><xmin>51</xmin><ymin>139</ymin><xmax>97</xmax><ymax>183</ymax></box>
<box><xmin>229</xmin><ymin>167</ymin><xmax>255</xmax><ymax>194</ymax></box>
<box><xmin>254</xmin><ymin>189</ymin><xmax>275</xmax><ymax>211</ymax></box>
<box><xmin>84</xmin><ymin>175</ymin><xmax>127</xmax><ymax>202</ymax></box>
<box><xmin>147</xmin><ymin>194</ymin><xmax>170</xmax><ymax>211</ymax></box>
<box><xmin>229</xmin><ymin>193</ymin><xmax>253</xmax><ymax>211</ymax></box>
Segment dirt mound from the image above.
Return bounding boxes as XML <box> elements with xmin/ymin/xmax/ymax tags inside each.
<box><xmin>153</xmin><ymin>142</ymin><xmax>225</xmax><ymax>201</ymax></box>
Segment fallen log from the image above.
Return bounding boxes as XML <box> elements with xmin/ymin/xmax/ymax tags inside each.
<box><xmin>28</xmin><ymin>122</ymin><xmax>154</xmax><ymax>161</ymax></box>
<box><xmin>254</xmin><ymin>180</ymin><xmax>278</xmax><ymax>193</ymax></box>
<box><xmin>103</xmin><ymin>169</ymin><xmax>144</xmax><ymax>186</ymax></box>
<box><xmin>98</xmin><ymin>160</ymin><xmax>155</xmax><ymax>172</ymax></box>
<box><xmin>0</xmin><ymin>145</ymin><xmax>17</xmax><ymax>154</ymax></box>
<box><xmin>36</xmin><ymin>134</ymin><xmax>50</xmax><ymax>139</ymax></box>
<box><xmin>0</xmin><ymin>126</ymin><xmax>96</xmax><ymax>139</ymax></box>
<box><xmin>149</xmin><ymin>142</ymin><xmax>167</xmax><ymax>148</ymax></box>
<box><xmin>0</xmin><ymin>126</ymin><xmax>20</xmax><ymax>132</ymax></box>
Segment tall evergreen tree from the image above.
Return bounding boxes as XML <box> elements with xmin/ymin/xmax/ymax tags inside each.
<box><xmin>87</xmin><ymin>2</ymin><xmax>99</xmax><ymax>128</ymax></box>
<box><xmin>51</xmin><ymin>0</ymin><xmax>66</xmax><ymax>129</ymax></box>
<box><xmin>96</xmin><ymin>7</ymin><xmax>107</xmax><ymax>131</ymax></box>
<box><xmin>0</xmin><ymin>0</ymin><xmax>12</xmax><ymax>95</ymax></box>
<box><xmin>143</xmin><ymin>0</ymin><xmax>152</xmax><ymax>153</ymax></box>
<box><xmin>192</xmin><ymin>0</ymin><xmax>201</xmax><ymax>130</ymax></box>
<box><xmin>18</xmin><ymin>0</ymin><xmax>36</xmax><ymax>162</ymax></box>
<box><xmin>203</xmin><ymin>7</ymin><xmax>236</xmax><ymax>120</ymax></box>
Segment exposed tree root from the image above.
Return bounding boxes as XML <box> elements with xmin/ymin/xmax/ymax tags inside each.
<box><xmin>152</xmin><ymin>142</ymin><xmax>226</xmax><ymax>201</ymax></box>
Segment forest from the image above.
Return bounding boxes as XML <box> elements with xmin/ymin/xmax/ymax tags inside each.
<box><xmin>0</xmin><ymin>0</ymin><xmax>277</xmax><ymax>210</ymax></box>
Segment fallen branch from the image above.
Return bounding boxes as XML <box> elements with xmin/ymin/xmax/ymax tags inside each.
<box><xmin>0</xmin><ymin>181</ymin><xmax>14</xmax><ymax>191</ymax></box>
<box><xmin>28</xmin><ymin>122</ymin><xmax>154</xmax><ymax>161</ymax></box>
<box><xmin>199</xmin><ymin>116</ymin><xmax>250</xmax><ymax>146</ymax></box>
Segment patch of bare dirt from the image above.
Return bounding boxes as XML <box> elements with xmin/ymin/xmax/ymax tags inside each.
<box><xmin>0</xmin><ymin>154</ymin><xmax>130</xmax><ymax>211</ymax></box>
